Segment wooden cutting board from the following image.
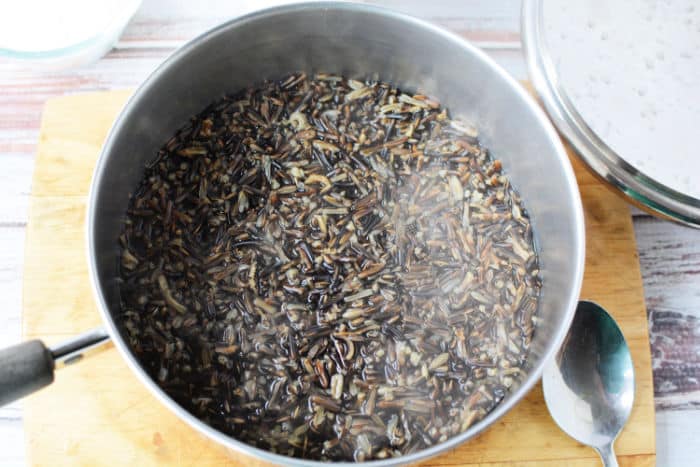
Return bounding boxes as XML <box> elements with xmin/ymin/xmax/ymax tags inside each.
<box><xmin>23</xmin><ymin>90</ymin><xmax>656</xmax><ymax>466</ymax></box>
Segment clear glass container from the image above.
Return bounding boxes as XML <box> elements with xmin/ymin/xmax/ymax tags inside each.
<box><xmin>0</xmin><ymin>0</ymin><xmax>142</xmax><ymax>71</ymax></box>
<box><xmin>522</xmin><ymin>0</ymin><xmax>700</xmax><ymax>227</ymax></box>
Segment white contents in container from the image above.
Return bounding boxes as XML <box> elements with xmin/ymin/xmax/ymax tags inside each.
<box><xmin>544</xmin><ymin>0</ymin><xmax>700</xmax><ymax>199</ymax></box>
<box><xmin>0</xmin><ymin>0</ymin><xmax>138</xmax><ymax>52</ymax></box>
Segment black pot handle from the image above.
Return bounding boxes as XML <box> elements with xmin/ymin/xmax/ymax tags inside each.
<box><xmin>0</xmin><ymin>328</ymin><xmax>110</xmax><ymax>407</ymax></box>
<box><xmin>0</xmin><ymin>340</ymin><xmax>54</xmax><ymax>406</ymax></box>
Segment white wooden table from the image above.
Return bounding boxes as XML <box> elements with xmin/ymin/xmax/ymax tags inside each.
<box><xmin>1</xmin><ymin>1</ymin><xmax>698</xmax><ymax>465</ymax></box>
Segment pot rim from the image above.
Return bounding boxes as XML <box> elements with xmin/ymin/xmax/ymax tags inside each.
<box><xmin>86</xmin><ymin>2</ymin><xmax>586</xmax><ymax>465</ymax></box>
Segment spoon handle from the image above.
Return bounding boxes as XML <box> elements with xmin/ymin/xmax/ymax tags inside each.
<box><xmin>596</xmin><ymin>442</ymin><xmax>619</xmax><ymax>467</ymax></box>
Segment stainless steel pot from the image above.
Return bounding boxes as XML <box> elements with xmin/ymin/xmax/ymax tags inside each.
<box><xmin>0</xmin><ymin>3</ymin><xmax>585</xmax><ymax>465</ymax></box>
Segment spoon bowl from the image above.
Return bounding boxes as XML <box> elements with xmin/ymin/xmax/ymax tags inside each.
<box><xmin>543</xmin><ymin>300</ymin><xmax>635</xmax><ymax>467</ymax></box>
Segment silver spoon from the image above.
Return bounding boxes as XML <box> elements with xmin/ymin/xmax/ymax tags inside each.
<box><xmin>543</xmin><ymin>300</ymin><xmax>635</xmax><ymax>467</ymax></box>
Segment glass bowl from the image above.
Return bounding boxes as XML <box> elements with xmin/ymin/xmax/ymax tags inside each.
<box><xmin>0</xmin><ymin>0</ymin><xmax>142</xmax><ymax>71</ymax></box>
<box><xmin>522</xmin><ymin>0</ymin><xmax>700</xmax><ymax>227</ymax></box>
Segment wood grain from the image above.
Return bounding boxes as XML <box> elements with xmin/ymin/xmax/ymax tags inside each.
<box><xmin>2</xmin><ymin>0</ymin><xmax>700</xmax><ymax>464</ymax></box>
<box><xmin>634</xmin><ymin>217</ymin><xmax>700</xmax><ymax>410</ymax></box>
<box><xmin>22</xmin><ymin>90</ymin><xmax>655</xmax><ymax>466</ymax></box>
